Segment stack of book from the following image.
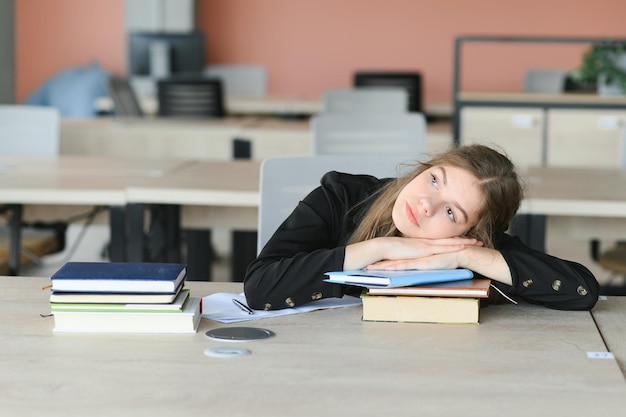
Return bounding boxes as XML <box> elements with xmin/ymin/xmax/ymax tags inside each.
<box><xmin>49</xmin><ymin>261</ymin><xmax>201</xmax><ymax>333</ymax></box>
<box><xmin>325</xmin><ymin>269</ymin><xmax>491</xmax><ymax>324</ymax></box>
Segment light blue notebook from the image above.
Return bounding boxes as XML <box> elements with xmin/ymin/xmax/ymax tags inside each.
<box><xmin>324</xmin><ymin>268</ymin><xmax>473</xmax><ymax>288</ymax></box>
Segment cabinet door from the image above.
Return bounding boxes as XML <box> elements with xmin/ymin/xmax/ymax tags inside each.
<box><xmin>547</xmin><ymin>109</ymin><xmax>626</xmax><ymax>168</ymax></box>
<box><xmin>460</xmin><ymin>107</ymin><xmax>544</xmax><ymax>168</ymax></box>
<box><xmin>125</xmin><ymin>0</ymin><xmax>194</xmax><ymax>32</ymax></box>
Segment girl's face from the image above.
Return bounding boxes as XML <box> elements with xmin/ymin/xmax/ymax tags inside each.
<box><xmin>392</xmin><ymin>165</ymin><xmax>484</xmax><ymax>239</ymax></box>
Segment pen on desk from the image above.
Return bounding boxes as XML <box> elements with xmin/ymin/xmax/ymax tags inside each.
<box><xmin>232</xmin><ymin>298</ymin><xmax>254</xmax><ymax>315</ymax></box>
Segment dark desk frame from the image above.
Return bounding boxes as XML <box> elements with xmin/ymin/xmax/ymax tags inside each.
<box><xmin>6</xmin><ymin>204</ymin><xmax>127</xmax><ymax>276</ymax></box>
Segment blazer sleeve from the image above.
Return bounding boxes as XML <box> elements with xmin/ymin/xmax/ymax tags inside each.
<box><xmin>243</xmin><ymin>172</ymin><xmax>381</xmax><ymax>310</ymax></box>
<box><xmin>494</xmin><ymin>234</ymin><xmax>599</xmax><ymax>311</ymax></box>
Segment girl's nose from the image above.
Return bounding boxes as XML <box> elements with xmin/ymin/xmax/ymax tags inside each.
<box><xmin>421</xmin><ymin>198</ymin><xmax>434</xmax><ymax>217</ymax></box>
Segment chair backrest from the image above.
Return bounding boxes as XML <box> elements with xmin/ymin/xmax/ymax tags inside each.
<box><xmin>107</xmin><ymin>77</ymin><xmax>144</xmax><ymax>117</ymax></box>
<box><xmin>157</xmin><ymin>77</ymin><xmax>225</xmax><ymax>118</ymax></box>
<box><xmin>203</xmin><ymin>64</ymin><xmax>267</xmax><ymax>97</ymax></box>
<box><xmin>0</xmin><ymin>105</ymin><xmax>60</xmax><ymax>156</ymax></box>
<box><xmin>354</xmin><ymin>71</ymin><xmax>423</xmax><ymax>113</ymax></box>
<box><xmin>322</xmin><ymin>88</ymin><xmax>408</xmax><ymax>113</ymax></box>
<box><xmin>523</xmin><ymin>69</ymin><xmax>568</xmax><ymax>93</ymax></box>
<box><xmin>258</xmin><ymin>155</ymin><xmax>418</xmax><ymax>253</ymax></box>
<box><xmin>311</xmin><ymin>113</ymin><xmax>427</xmax><ymax>156</ymax></box>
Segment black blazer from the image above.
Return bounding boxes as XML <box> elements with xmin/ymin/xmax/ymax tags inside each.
<box><xmin>244</xmin><ymin>171</ymin><xmax>599</xmax><ymax>311</ymax></box>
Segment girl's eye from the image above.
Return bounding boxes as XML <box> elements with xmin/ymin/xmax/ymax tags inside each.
<box><xmin>446</xmin><ymin>206</ymin><xmax>456</xmax><ymax>222</ymax></box>
<box><xmin>430</xmin><ymin>173</ymin><xmax>438</xmax><ymax>187</ymax></box>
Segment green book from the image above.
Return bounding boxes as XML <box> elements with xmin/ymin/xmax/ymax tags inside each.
<box><xmin>50</xmin><ymin>289</ymin><xmax>190</xmax><ymax>313</ymax></box>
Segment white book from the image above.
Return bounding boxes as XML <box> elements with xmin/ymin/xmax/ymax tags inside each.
<box><xmin>52</xmin><ymin>296</ymin><xmax>202</xmax><ymax>334</ymax></box>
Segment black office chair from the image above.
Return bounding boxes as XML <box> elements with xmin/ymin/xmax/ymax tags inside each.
<box><xmin>354</xmin><ymin>71</ymin><xmax>423</xmax><ymax>113</ymax></box>
<box><xmin>157</xmin><ymin>77</ymin><xmax>225</xmax><ymax>118</ymax></box>
<box><xmin>107</xmin><ymin>77</ymin><xmax>144</xmax><ymax>117</ymax></box>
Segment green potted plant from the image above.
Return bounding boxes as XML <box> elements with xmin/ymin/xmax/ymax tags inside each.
<box><xmin>571</xmin><ymin>41</ymin><xmax>626</xmax><ymax>96</ymax></box>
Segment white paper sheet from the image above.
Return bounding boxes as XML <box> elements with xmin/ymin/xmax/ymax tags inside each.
<box><xmin>201</xmin><ymin>292</ymin><xmax>362</xmax><ymax>323</ymax></box>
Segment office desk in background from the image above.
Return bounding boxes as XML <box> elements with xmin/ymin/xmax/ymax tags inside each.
<box><xmin>516</xmin><ymin>166</ymin><xmax>626</xmax><ymax>253</ymax></box>
<box><xmin>0</xmin><ymin>156</ymin><xmax>193</xmax><ymax>275</ymax></box>
<box><xmin>60</xmin><ymin>116</ymin><xmax>453</xmax><ymax>162</ymax></box>
<box><xmin>95</xmin><ymin>94</ymin><xmax>453</xmax><ymax>120</ymax></box>
<box><xmin>1</xmin><ymin>276</ymin><xmax>625</xmax><ymax>417</ymax></box>
<box><xmin>125</xmin><ymin>160</ymin><xmax>260</xmax><ymax>280</ymax></box>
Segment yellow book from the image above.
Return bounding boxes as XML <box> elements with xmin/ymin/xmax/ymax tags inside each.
<box><xmin>361</xmin><ymin>294</ymin><xmax>481</xmax><ymax>324</ymax></box>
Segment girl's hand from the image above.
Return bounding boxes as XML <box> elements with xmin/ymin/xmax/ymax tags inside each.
<box><xmin>365</xmin><ymin>244</ymin><xmax>513</xmax><ymax>287</ymax></box>
<box><xmin>380</xmin><ymin>236</ymin><xmax>483</xmax><ymax>261</ymax></box>
<box><xmin>343</xmin><ymin>236</ymin><xmax>482</xmax><ymax>271</ymax></box>
<box><xmin>367</xmin><ymin>251</ymin><xmax>462</xmax><ymax>271</ymax></box>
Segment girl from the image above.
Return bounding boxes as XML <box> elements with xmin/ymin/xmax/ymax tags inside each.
<box><xmin>244</xmin><ymin>145</ymin><xmax>599</xmax><ymax>311</ymax></box>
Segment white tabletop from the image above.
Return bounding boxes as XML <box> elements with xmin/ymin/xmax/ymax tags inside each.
<box><xmin>1</xmin><ymin>276</ymin><xmax>625</xmax><ymax>417</ymax></box>
<box><xmin>591</xmin><ymin>296</ymin><xmax>626</xmax><ymax>375</ymax></box>
<box><xmin>519</xmin><ymin>166</ymin><xmax>626</xmax><ymax>217</ymax></box>
<box><xmin>0</xmin><ymin>156</ymin><xmax>193</xmax><ymax>205</ymax></box>
<box><xmin>125</xmin><ymin>160</ymin><xmax>260</xmax><ymax>207</ymax></box>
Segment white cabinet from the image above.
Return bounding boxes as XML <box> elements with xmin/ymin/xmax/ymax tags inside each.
<box><xmin>460</xmin><ymin>107</ymin><xmax>545</xmax><ymax>168</ymax></box>
<box><xmin>547</xmin><ymin>109</ymin><xmax>626</xmax><ymax>168</ymax></box>
<box><xmin>125</xmin><ymin>0</ymin><xmax>195</xmax><ymax>32</ymax></box>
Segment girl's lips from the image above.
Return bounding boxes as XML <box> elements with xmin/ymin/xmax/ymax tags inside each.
<box><xmin>406</xmin><ymin>203</ymin><xmax>419</xmax><ymax>227</ymax></box>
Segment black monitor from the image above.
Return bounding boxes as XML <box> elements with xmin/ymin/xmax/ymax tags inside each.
<box><xmin>127</xmin><ymin>31</ymin><xmax>205</xmax><ymax>78</ymax></box>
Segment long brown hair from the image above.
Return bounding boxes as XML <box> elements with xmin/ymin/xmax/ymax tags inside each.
<box><xmin>347</xmin><ymin>145</ymin><xmax>523</xmax><ymax>248</ymax></box>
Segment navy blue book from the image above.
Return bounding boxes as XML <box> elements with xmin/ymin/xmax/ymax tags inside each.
<box><xmin>324</xmin><ymin>268</ymin><xmax>473</xmax><ymax>288</ymax></box>
<box><xmin>50</xmin><ymin>262</ymin><xmax>187</xmax><ymax>294</ymax></box>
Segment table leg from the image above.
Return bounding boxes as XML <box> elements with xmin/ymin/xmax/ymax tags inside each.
<box><xmin>127</xmin><ymin>203</ymin><xmax>144</xmax><ymax>261</ymax></box>
<box><xmin>186</xmin><ymin>230</ymin><xmax>212</xmax><ymax>281</ymax></box>
<box><xmin>231</xmin><ymin>231</ymin><xmax>257</xmax><ymax>282</ymax></box>
<box><xmin>8</xmin><ymin>204</ymin><xmax>23</xmax><ymax>276</ymax></box>
<box><xmin>511</xmin><ymin>214</ymin><xmax>546</xmax><ymax>252</ymax></box>
<box><xmin>108</xmin><ymin>205</ymin><xmax>126</xmax><ymax>262</ymax></box>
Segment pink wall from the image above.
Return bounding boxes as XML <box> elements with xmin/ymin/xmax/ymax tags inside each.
<box><xmin>15</xmin><ymin>0</ymin><xmax>626</xmax><ymax>107</ymax></box>
<box><xmin>15</xmin><ymin>0</ymin><xmax>125</xmax><ymax>102</ymax></box>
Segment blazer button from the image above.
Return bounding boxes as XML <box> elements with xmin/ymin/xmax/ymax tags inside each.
<box><xmin>552</xmin><ymin>280</ymin><xmax>562</xmax><ymax>291</ymax></box>
<box><xmin>577</xmin><ymin>286</ymin><xmax>589</xmax><ymax>296</ymax></box>
<box><xmin>311</xmin><ymin>292</ymin><xmax>323</xmax><ymax>300</ymax></box>
<box><xmin>285</xmin><ymin>297</ymin><xmax>296</xmax><ymax>308</ymax></box>
<box><xmin>263</xmin><ymin>303</ymin><xmax>272</xmax><ymax>311</ymax></box>
<box><xmin>522</xmin><ymin>279</ymin><xmax>534</xmax><ymax>288</ymax></box>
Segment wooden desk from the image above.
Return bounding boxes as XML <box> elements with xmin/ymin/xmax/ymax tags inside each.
<box><xmin>125</xmin><ymin>160</ymin><xmax>260</xmax><ymax>280</ymax></box>
<box><xmin>96</xmin><ymin>94</ymin><xmax>452</xmax><ymax>119</ymax></box>
<box><xmin>515</xmin><ymin>166</ymin><xmax>626</xmax><ymax>253</ymax></box>
<box><xmin>226</xmin><ymin>95</ymin><xmax>321</xmax><ymax>116</ymax></box>
<box><xmin>0</xmin><ymin>156</ymin><xmax>192</xmax><ymax>275</ymax></box>
<box><xmin>1</xmin><ymin>276</ymin><xmax>625</xmax><ymax>417</ymax></box>
<box><xmin>60</xmin><ymin>117</ymin><xmax>454</xmax><ymax>162</ymax></box>
<box><xmin>61</xmin><ymin>117</ymin><xmax>259</xmax><ymax>161</ymax></box>
<box><xmin>226</xmin><ymin>96</ymin><xmax>453</xmax><ymax>120</ymax></box>
<box><xmin>592</xmin><ymin>296</ymin><xmax>626</xmax><ymax>375</ymax></box>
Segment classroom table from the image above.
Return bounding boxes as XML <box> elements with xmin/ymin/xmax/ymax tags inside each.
<box><xmin>515</xmin><ymin>166</ymin><xmax>626</xmax><ymax>252</ymax></box>
<box><xmin>124</xmin><ymin>160</ymin><xmax>260</xmax><ymax>280</ymax></box>
<box><xmin>0</xmin><ymin>156</ymin><xmax>193</xmax><ymax>275</ymax></box>
<box><xmin>60</xmin><ymin>116</ymin><xmax>454</xmax><ymax>162</ymax></box>
<box><xmin>591</xmin><ymin>296</ymin><xmax>626</xmax><ymax>374</ymax></box>
<box><xmin>1</xmin><ymin>276</ymin><xmax>625</xmax><ymax>417</ymax></box>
